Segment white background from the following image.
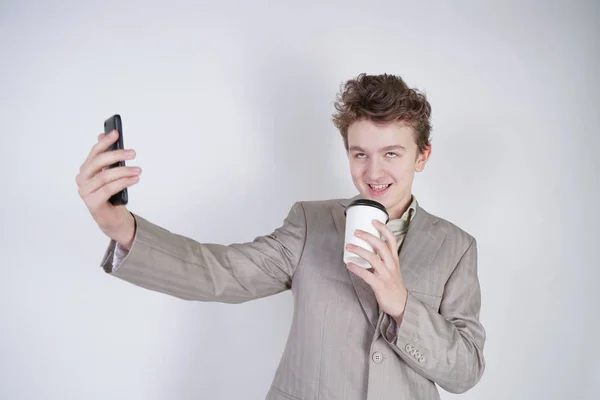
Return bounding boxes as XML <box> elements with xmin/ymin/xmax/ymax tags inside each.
<box><xmin>1</xmin><ymin>1</ymin><xmax>598</xmax><ymax>399</ymax></box>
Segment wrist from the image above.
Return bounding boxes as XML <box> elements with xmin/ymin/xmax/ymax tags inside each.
<box><xmin>391</xmin><ymin>286</ymin><xmax>408</xmax><ymax>323</ymax></box>
<box><xmin>117</xmin><ymin>212</ymin><xmax>136</xmax><ymax>251</ymax></box>
<box><xmin>393</xmin><ymin>310</ymin><xmax>405</xmax><ymax>325</ymax></box>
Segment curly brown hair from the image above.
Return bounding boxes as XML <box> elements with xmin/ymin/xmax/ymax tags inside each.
<box><xmin>332</xmin><ymin>73</ymin><xmax>432</xmax><ymax>155</ymax></box>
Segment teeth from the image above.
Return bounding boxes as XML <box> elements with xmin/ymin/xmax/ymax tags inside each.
<box><xmin>370</xmin><ymin>184</ymin><xmax>390</xmax><ymax>190</ymax></box>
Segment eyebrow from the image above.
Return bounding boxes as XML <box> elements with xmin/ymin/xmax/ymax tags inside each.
<box><xmin>348</xmin><ymin>145</ymin><xmax>407</xmax><ymax>152</ymax></box>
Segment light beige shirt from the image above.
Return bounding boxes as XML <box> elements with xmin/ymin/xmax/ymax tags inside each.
<box><xmin>388</xmin><ymin>195</ymin><xmax>417</xmax><ymax>254</ymax></box>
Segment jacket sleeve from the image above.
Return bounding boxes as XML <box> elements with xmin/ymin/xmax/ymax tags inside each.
<box><xmin>99</xmin><ymin>202</ymin><xmax>307</xmax><ymax>304</ymax></box>
<box><xmin>380</xmin><ymin>238</ymin><xmax>486</xmax><ymax>394</ymax></box>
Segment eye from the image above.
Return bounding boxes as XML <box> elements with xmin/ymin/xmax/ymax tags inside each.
<box><xmin>386</xmin><ymin>152</ymin><xmax>398</xmax><ymax>157</ymax></box>
<box><xmin>355</xmin><ymin>153</ymin><xmax>367</xmax><ymax>159</ymax></box>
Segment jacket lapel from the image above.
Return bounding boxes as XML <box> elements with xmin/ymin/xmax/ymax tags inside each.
<box><xmin>398</xmin><ymin>205</ymin><xmax>446</xmax><ymax>289</ymax></box>
<box><xmin>333</xmin><ymin>196</ymin><xmax>446</xmax><ymax>329</ymax></box>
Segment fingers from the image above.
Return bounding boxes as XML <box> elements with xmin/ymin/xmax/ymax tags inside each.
<box><xmin>372</xmin><ymin>219</ymin><xmax>398</xmax><ymax>255</ymax></box>
<box><xmin>78</xmin><ymin>131</ymin><xmax>118</xmax><ymax>184</ymax></box>
<box><xmin>346</xmin><ymin>262</ymin><xmax>380</xmax><ymax>288</ymax></box>
<box><xmin>92</xmin><ymin>149</ymin><xmax>135</xmax><ymax>175</ymax></box>
<box><xmin>80</xmin><ymin>130</ymin><xmax>129</xmax><ymax>176</ymax></box>
<box><xmin>350</xmin><ymin>229</ymin><xmax>397</xmax><ymax>275</ymax></box>
<box><xmin>75</xmin><ymin>131</ymin><xmax>139</xmax><ymax>212</ymax></box>
<box><xmin>85</xmin><ymin>175</ymin><xmax>140</xmax><ymax>212</ymax></box>
<box><xmin>79</xmin><ymin>147</ymin><xmax>136</xmax><ymax>183</ymax></box>
<box><xmin>78</xmin><ymin>165</ymin><xmax>141</xmax><ymax>198</ymax></box>
<box><xmin>345</xmin><ymin>242</ymin><xmax>388</xmax><ymax>277</ymax></box>
<box><xmin>87</xmin><ymin>130</ymin><xmax>119</xmax><ymax>162</ymax></box>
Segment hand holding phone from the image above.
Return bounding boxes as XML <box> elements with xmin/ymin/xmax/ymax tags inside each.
<box><xmin>76</xmin><ymin>113</ymin><xmax>141</xmax><ymax>249</ymax></box>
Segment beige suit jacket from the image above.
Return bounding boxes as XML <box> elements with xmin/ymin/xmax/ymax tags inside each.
<box><xmin>100</xmin><ymin>195</ymin><xmax>486</xmax><ymax>399</ymax></box>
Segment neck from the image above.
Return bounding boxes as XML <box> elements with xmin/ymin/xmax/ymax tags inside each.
<box><xmin>387</xmin><ymin>194</ymin><xmax>413</xmax><ymax>220</ymax></box>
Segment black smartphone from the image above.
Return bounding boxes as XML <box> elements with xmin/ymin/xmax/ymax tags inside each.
<box><xmin>103</xmin><ymin>114</ymin><xmax>128</xmax><ymax>206</ymax></box>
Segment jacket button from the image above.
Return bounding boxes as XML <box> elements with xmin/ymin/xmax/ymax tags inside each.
<box><xmin>372</xmin><ymin>352</ymin><xmax>383</xmax><ymax>364</ymax></box>
<box><xmin>405</xmin><ymin>344</ymin><xmax>412</xmax><ymax>352</ymax></box>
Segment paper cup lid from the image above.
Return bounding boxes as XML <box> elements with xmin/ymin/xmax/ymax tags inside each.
<box><xmin>344</xmin><ymin>199</ymin><xmax>389</xmax><ymax>223</ymax></box>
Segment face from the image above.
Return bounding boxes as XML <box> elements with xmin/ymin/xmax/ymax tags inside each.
<box><xmin>347</xmin><ymin>119</ymin><xmax>431</xmax><ymax>220</ymax></box>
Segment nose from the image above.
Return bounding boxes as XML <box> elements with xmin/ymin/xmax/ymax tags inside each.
<box><xmin>366</xmin><ymin>158</ymin><xmax>385</xmax><ymax>181</ymax></box>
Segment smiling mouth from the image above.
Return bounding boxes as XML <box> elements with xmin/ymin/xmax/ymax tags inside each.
<box><xmin>368</xmin><ymin>183</ymin><xmax>392</xmax><ymax>195</ymax></box>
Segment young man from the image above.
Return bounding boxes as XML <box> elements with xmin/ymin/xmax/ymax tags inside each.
<box><xmin>77</xmin><ymin>73</ymin><xmax>485</xmax><ymax>399</ymax></box>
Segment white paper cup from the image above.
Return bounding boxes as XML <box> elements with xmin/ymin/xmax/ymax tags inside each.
<box><xmin>343</xmin><ymin>199</ymin><xmax>389</xmax><ymax>269</ymax></box>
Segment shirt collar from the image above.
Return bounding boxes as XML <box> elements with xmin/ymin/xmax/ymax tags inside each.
<box><xmin>397</xmin><ymin>194</ymin><xmax>417</xmax><ymax>223</ymax></box>
<box><xmin>386</xmin><ymin>195</ymin><xmax>417</xmax><ymax>230</ymax></box>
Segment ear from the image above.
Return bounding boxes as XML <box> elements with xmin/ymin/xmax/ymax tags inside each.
<box><xmin>415</xmin><ymin>144</ymin><xmax>432</xmax><ymax>172</ymax></box>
